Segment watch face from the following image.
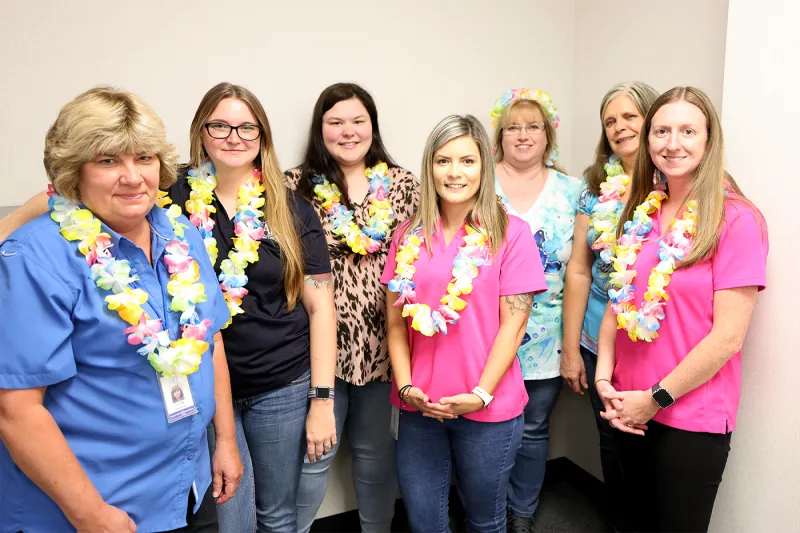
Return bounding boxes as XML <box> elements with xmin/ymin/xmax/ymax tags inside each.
<box><xmin>653</xmin><ymin>387</ymin><xmax>674</xmax><ymax>408</ymax></box>
<box><xmin>315</xmin><ymin>387</ymin><xmax>330</xmax><ymax>399</ymax></box>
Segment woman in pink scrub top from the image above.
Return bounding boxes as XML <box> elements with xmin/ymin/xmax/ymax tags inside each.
<box><xmin>595</xmin><ymin>87</ymin><xmax>768</xmax><ymax>533</ymax></box>
<box><xmin>382</xmin><ymin>114</ymin><xmax>547</xmax><ymax>533</ymax></box>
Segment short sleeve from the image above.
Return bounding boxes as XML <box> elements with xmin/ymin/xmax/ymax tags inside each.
<box><xmin>577</xmin><ymin>181</ymin><xmax>596</xmax><ymax>216</ymax></box>
<box><xmin>712</xmin><ymin>201</ymin><xmax>769</xmax><ymax>292</ymax></box>
<box><xmin>0</xmin><ymin>243</ymin><xmax>77</xmax><ymax>389</ymax></box>
<box><xmin>499</xmin><ymin>219</ymin><xmax>548</xmax><ymax>296</ymax></box>
<box><xmin>294</xmin><ymin>193</ymin><xmax>331</xmax><ymax>275</ymax></box>
<box><xmin>380</xmin><ymin>221</ymin><xmax>407</xmax><ymax>285</ymax></box>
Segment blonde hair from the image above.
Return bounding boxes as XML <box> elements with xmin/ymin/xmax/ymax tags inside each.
<box><xmin>492</xmin><ymin>99</ymin><xmax>565</xmax><ymax>174</ymax></box>
<box><xmin>188</xmin><ymin>82</ymin><xmax>304</xmax><ymax>311</ymax></box>
<box><xmin>583</xmin><ymin>82</ymin><xmax>659</xmax><ymax>195</ymax></box>
<box><xmin>402</xmin><ymin>114</ymin><xmax>507</xmax><ymax>255</ymax></box>
<box><xmin>618</xmin><ymin>86</ymin><xmax>746</xmax><ymax>267</ymax></box>
<box><xmin>44</xmin><ymin>87</ymin><xmax>178</xmax><ymax>202</ymax></box>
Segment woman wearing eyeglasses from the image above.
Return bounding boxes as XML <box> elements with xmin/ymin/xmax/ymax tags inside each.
<box><xmin>0</xmin><ymin>83</ymin><xmax>338</xmax><ymax>533</ymax></box>
<box><xmin>490</xmin><ymin>89</ymin><xmax>582</xmax><ymax>533</ymax></box>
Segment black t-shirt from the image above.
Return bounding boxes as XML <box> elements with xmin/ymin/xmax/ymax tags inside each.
<box><xmin>169</xmin><ymin>172</ymin><xmax>331</xmax><ymax>398</ymax></box>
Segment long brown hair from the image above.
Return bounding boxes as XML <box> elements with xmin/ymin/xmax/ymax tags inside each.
<box><xmin>617</xmin><ymin>86</ymin><xmax>745</xmax><ymax>267</ymax></box>
<box><xmin>400</xmin><ymin>114</ymin><xmax>507</xmax><ymax>256</ymax></box>
<box><xmin>188</xmin><ymin>82</ymin><xmax>304</xmax><ymax>310</ymax></box>
<box><xmin>583</xmin><ymin>82</ymin><xmax>659</xmax><ymax>195</ymax></box>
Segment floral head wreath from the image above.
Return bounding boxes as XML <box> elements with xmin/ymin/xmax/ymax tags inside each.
<box><xmin>490</xmin><ymin>88</ymin><xmax>560</xmax><ymax>167</ymax></box>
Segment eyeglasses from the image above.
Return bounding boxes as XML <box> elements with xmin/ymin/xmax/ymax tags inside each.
<box><xmin>204</xmin><ymin>122</ymin><xmax>261</xmax><ymax>141</ymax></box>
<box><xmin>503</xmin><ymin>123</ymin><xmax>545</xmax><ymax>136</ymax></box>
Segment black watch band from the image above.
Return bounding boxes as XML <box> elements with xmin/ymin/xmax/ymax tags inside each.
<box><xmin>651</xmin><ymin>382</ymin><xmax>675</xmax><ymax>409</ymax></box>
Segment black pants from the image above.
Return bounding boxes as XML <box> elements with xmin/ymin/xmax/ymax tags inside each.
<box><xmin>160</xmin><ymin>485</ymin><xmax>218</xmax><ymax>533</ymax></box>
<box><xmin>615</xmin><ymin>420</ymin><xmax>732</xmax><ymax>532</ymax></box>
<box><xmin>581</xmin><ymin>346</ymin><xmax>632</xmax><ymax>532</ymax></box>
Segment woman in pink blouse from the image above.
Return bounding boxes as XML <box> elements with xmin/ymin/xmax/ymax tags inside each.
<box><xmin>595</xmin><ymin>87</ymin><xmax>768</xmax><ymax>532</ymax></box>
<box><xmin>382</xmin><ymin>114</ymin><xmax>546</xmax><ymax>533</ymax></box>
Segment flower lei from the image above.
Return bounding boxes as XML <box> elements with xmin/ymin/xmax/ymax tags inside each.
<box><xmin>589</xmin><ymin>154</ymin><xmax>630</xmax><ymax>263</ymax></box>
<box><xmin>312</xmin><ymin>161</ymin><xmax>395</xmax><ymax>255</ymax></box>
<box><xmin>607</xmin><ymin>189</ymin><xmax>698</xmax><ymax>342</ymax></box>
<box><xmin>490</xmin><ymin>87</ymin><xmax>560</xmax><ymax>167</ymax></box>
<box><xmin>388</xmin><ymin>225</ymin><xmax>488</xmax><ymax>336</ymax></box>
<box><xmin>48</xmin><ymin>187</ymin><xmax>208</xmax><ymax>376</ymax></box>
<box><xmin>158</xmin><ymin>161</ymin><xmax>267</xmax><ymax>328</ymax></box>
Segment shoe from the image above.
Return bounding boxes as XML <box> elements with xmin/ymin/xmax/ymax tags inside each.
<box><xmin>507</xmin><ymin>509</ymin><xmax>534</xmax><ymax>533</ymax></box>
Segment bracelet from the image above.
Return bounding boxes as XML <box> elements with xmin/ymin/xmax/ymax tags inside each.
<box><xmin>594</xmin><ymin>378</ymin><xmax>611</xmax><ymax>387</ymax></box>
<box><xmin>398</xmin><ymin>384</ymin><xmax>413</xmax><ymax>403</ymax></box>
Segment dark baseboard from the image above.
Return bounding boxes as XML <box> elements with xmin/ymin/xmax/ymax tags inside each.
<box><xmin>310</xmin><ymin>457</ymin><xmax>604</xmax><ymax>533</ymax></box>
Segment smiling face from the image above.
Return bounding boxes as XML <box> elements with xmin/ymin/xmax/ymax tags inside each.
<box><xmin>501</xmin><ymin>103</ymin><xmax>547</xmax><ymax>168</ymax></box>
<box><xmin>201</xmin><ymin>98</ymin><xmax>261</xmax><ymax>171</ymax></box>
<box><xmin>432</xmin><ymin>135</ymin><xmax>482</xmax><ymax>210</ymax></box>
<box><xmin>603</xmin><ymin>94</ymin><xmax>645</xmax><ymax>161</ymax></box>
<box><xmin>648</xmin><ymin>100</ymin><xmax>708</xmax><ymax>182</ymax></box>
<box><xmin>321</xmin><ymin>97</ymin><xmax>373</xmax><ymax>168</ymax></box>
<box><xmin>78</xmin><ymin>152</ymin><xmax>160</xmax><ymax>232</ymax></box>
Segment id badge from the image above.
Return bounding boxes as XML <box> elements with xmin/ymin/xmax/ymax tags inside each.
<box><xmin>390</xmin><ymin>405</ymin><xmax>400</xmax><ymax>441</ymax></box>
<box><xmin>159</xmin><ymin>374</ymin><xmax>198</xmax><ymax>423</ymax></box>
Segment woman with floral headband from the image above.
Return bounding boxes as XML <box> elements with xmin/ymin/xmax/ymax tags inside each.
<box><xmin>0</xmin><ymin>82</ymin><xmax>338</xmax><ymax>533</ymax></box>
<box><xmin>284</xmin><ymin>82</ymin><xmax>418</xmax><ymax>533</ymax></box>
<box><xmin>489</xmin><ymin>88</ymin><xmax>582</xmax><ymax>532</ymax></box>
<box><xmin>0</xmin><ymin>87</ymin><xmax>237</xmax><ymax>533</ymax></box>
<box><xmin>383</xmin><ymin>114</ymin><xmax>546</xmax><ymax>533</ymax></box>
<box><xmin>596</xmin><ymin>87</ymin><xmax>767</xmax><ymax>532</ymax></box>
<box><xmin>561</xmin><ymin>81</ymin><xmax>658</xmax><ymax>532</ymax></box>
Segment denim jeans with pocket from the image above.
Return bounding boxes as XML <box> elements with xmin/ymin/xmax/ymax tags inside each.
<box><xmin>506</xmin><ymin>377</ymin><xmax>562</xmax><ymax>518</ymax></box>
<box><xmin>396</xmin><ymin>410</ymin><xmax>523</xmax><ymax>533</ymax></box>
<box><xmin>210</xmin><ymin>369</ymin><xmax>310</xmax><ymax>533</ymax></box>
<box><xmin>296</xmin><ymin>377</ymin><xmax>397</xmax><ymax>533</ymax></box>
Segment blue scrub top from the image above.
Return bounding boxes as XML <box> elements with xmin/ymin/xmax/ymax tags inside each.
<box><xmin>0</xmin><ymin>206</ymin><xmax>230</xmax><ymax>533</ymax></box>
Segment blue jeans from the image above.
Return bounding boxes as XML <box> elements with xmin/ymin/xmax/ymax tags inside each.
<box><xmin>397</xmin><ymin>410</ymin><xmax>523</xmax><ymax>533</ymax></box>
<box><xmin>296</xmin><ymin>378</ymin><xmax>397</xmax><ymax>533</ymax></box>
<box><xmin>506</xmin><ymin>377</ymin><xmax>562</xmax><ymax>518</ymax></box>
<box><xmin>210</xmin><ymin>369</ymin><xmax>310</xmax><ymax>533</ymax></box>
<box><xmin>581</xmin><ymin>346</ymin><xmax>631</xmax><ymax>532</ymax></box>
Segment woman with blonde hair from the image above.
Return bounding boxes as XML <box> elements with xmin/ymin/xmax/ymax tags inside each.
<box><xmin>382</xmin><ymin>114</ymin><xmax>546</xmax><ymax>532</ymax></box>
<box><xmin>490</xmin><ymin>88</ymin><xmax>582</xmax><ymax>532</ymax></box>
<box><xmin>595</xmin><ymin>87</ymin><xmax>768</xmax><ymax>532</ymax></box>
<box><xmin>0</xmin><ymin>87</ymin><xmax>237</xmax><ymax>533</ymax></box>
<box><xmin>0</xmin><ymin>82</ymin><xmax>339</xmax><ymax>533</ymax></box>
<box><xmin>561</xmin><ymin>81</ymin><xmax>658</xmax><ymax>532</ymax></box>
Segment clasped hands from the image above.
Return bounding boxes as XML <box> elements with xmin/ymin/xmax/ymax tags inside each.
<box><xmin>596</xmin><ymin>381</ymin><xmax>660</xmax><ymax>436</ymax></box>
<box><xmin>403</xmin><ymin>386</ymin><xmax>484</xmax><ymax>421</ymax></box>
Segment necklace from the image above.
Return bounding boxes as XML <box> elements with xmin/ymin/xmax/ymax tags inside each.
<box><xmin>312</xmin><ymin>162</ymin><xmax>395</xmax><ymax>255</ymax></box>
<box><xmin>388</xmin><ymin>225</ymin><xmax>488</xmax><ymax>336</ymax></box>
<box><xmin>607</xmin><ymin>190</ymin><xmax>698</xmax><ymax>342</ymax></box>
<box><xmin>48</xmin><ymin>188</ymin><xmax>208</xmax><ymax>376</ymax></box>
<box><xmin>589</xmin><ymin>154</ymin><xmax>630</xmax><ymax>263</ymax></box>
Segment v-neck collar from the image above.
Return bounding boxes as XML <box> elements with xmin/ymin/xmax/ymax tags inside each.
<box><xmin>435</xmin><ymin>219</ymin><xmax>466</xmax><ymax>253</ymax></box>
<box><xmin>495</xmin><ymin>168</ymin><xmax>555</xmax><ymax>219</ymax></box>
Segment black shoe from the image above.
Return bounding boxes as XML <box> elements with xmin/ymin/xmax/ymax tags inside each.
<box><xmin>507</xmin><ymin>509</ymin><xmax>534</xmax><ymax>533</ymax></box>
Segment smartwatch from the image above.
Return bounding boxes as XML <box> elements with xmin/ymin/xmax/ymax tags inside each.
<box><xmin>308</xmin><ymin>386</ymin><xmax>335</xmax><ymax>400</ymax></box>
<box><xmin>471</xmin><ymin>386</ymin><xmax>494</xmax><ymax>409</ymax></box>
<box><xmin>651</xmin><ymin>382</ymin><xmax>675</xmax><ymax>409</ymax></box>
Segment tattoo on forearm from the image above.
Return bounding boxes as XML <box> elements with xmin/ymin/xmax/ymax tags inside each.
<box><xmin>304</xmin><ymin>274</ymin><xmax>333</xmax><ymax>291</ymax></box>
<box><xmin>505</xmin><ymin>293</ymin><xmax>533</xmax><ymax>316</ymax></box>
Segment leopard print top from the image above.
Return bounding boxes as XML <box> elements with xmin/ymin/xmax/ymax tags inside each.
<box><xmin>285</xmin><ymin>167</ymin><xmax>419</xmax><ymax>385</ymax></box>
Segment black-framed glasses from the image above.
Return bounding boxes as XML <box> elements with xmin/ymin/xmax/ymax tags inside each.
<box><xmin>204</xmin><ymin>122</ymin><xmax>262</xmax><ymax>141</ymax></box>
<box><xmin>503</xmin><ymin>123</ymin><xmax>546</xmax><ymax>136</ymax></box>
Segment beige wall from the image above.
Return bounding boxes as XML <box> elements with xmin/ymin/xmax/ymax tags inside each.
<box><xmin>709</xmin><ymin>0</ymin><xmax>800</xmax><ymax>530</ymax></box>
<box><xmin>560</xmin><ymin>0</ymin><xmax>729</xmax><ymax>479</ymax></box>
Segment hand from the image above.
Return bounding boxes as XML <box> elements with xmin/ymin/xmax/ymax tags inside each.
<box><xmin>73</xmin><ymin>503</ymin><xmax>136</xmax><ymax>533</ymax></box>
<box><xmin>438</xmin><ymin>393</ymin><xmax>485</xmax><ymax>416</ymax></box>
<box><xmin>602</xmin><ymin>389</ymin><xmax>659</xmax><ymax>434</ymax></box>
<box><xmin>211</xmin><ymin>437</ymin><xmax>243</xmax><ymax>504</ymax></box>
<box><xmin>402</xmin><ymin>387</ymin><xmax>457</xmax><ymax>422</ymax></box>
<box><xmin>560</xmin><ymin>350</ymin><xmax>588</xmax><ymax>395</ymax></box>
<box><xmin>596</xmin><ymin>380</ymin><xmax>647</xmax><ymax>436</ymax></box>
<box><xmin>306</xmin><ymin>400</ymin><xmax>336</xmax><ymax>462</ymax></box>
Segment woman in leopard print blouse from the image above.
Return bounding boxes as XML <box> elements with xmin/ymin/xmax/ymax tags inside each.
<box><xmin>285</xmin><ymin>82</ymin><xmax>418</xmax><ymax>533</ymax></box>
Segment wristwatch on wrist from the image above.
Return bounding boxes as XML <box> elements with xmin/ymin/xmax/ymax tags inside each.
<box><xmin>651</xmin><ymin>382</ymin><xmax>675</xmax><ymax>409</ymax></box>
<box><xmin>471</xmin><ymin>386</ymin><xmax>494</xmax><ymax>409</ymax></box>
<box><xmin>308</xmin><ymin>386</ymin><xmax>335</xmax><ymax>400</ymax></box>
